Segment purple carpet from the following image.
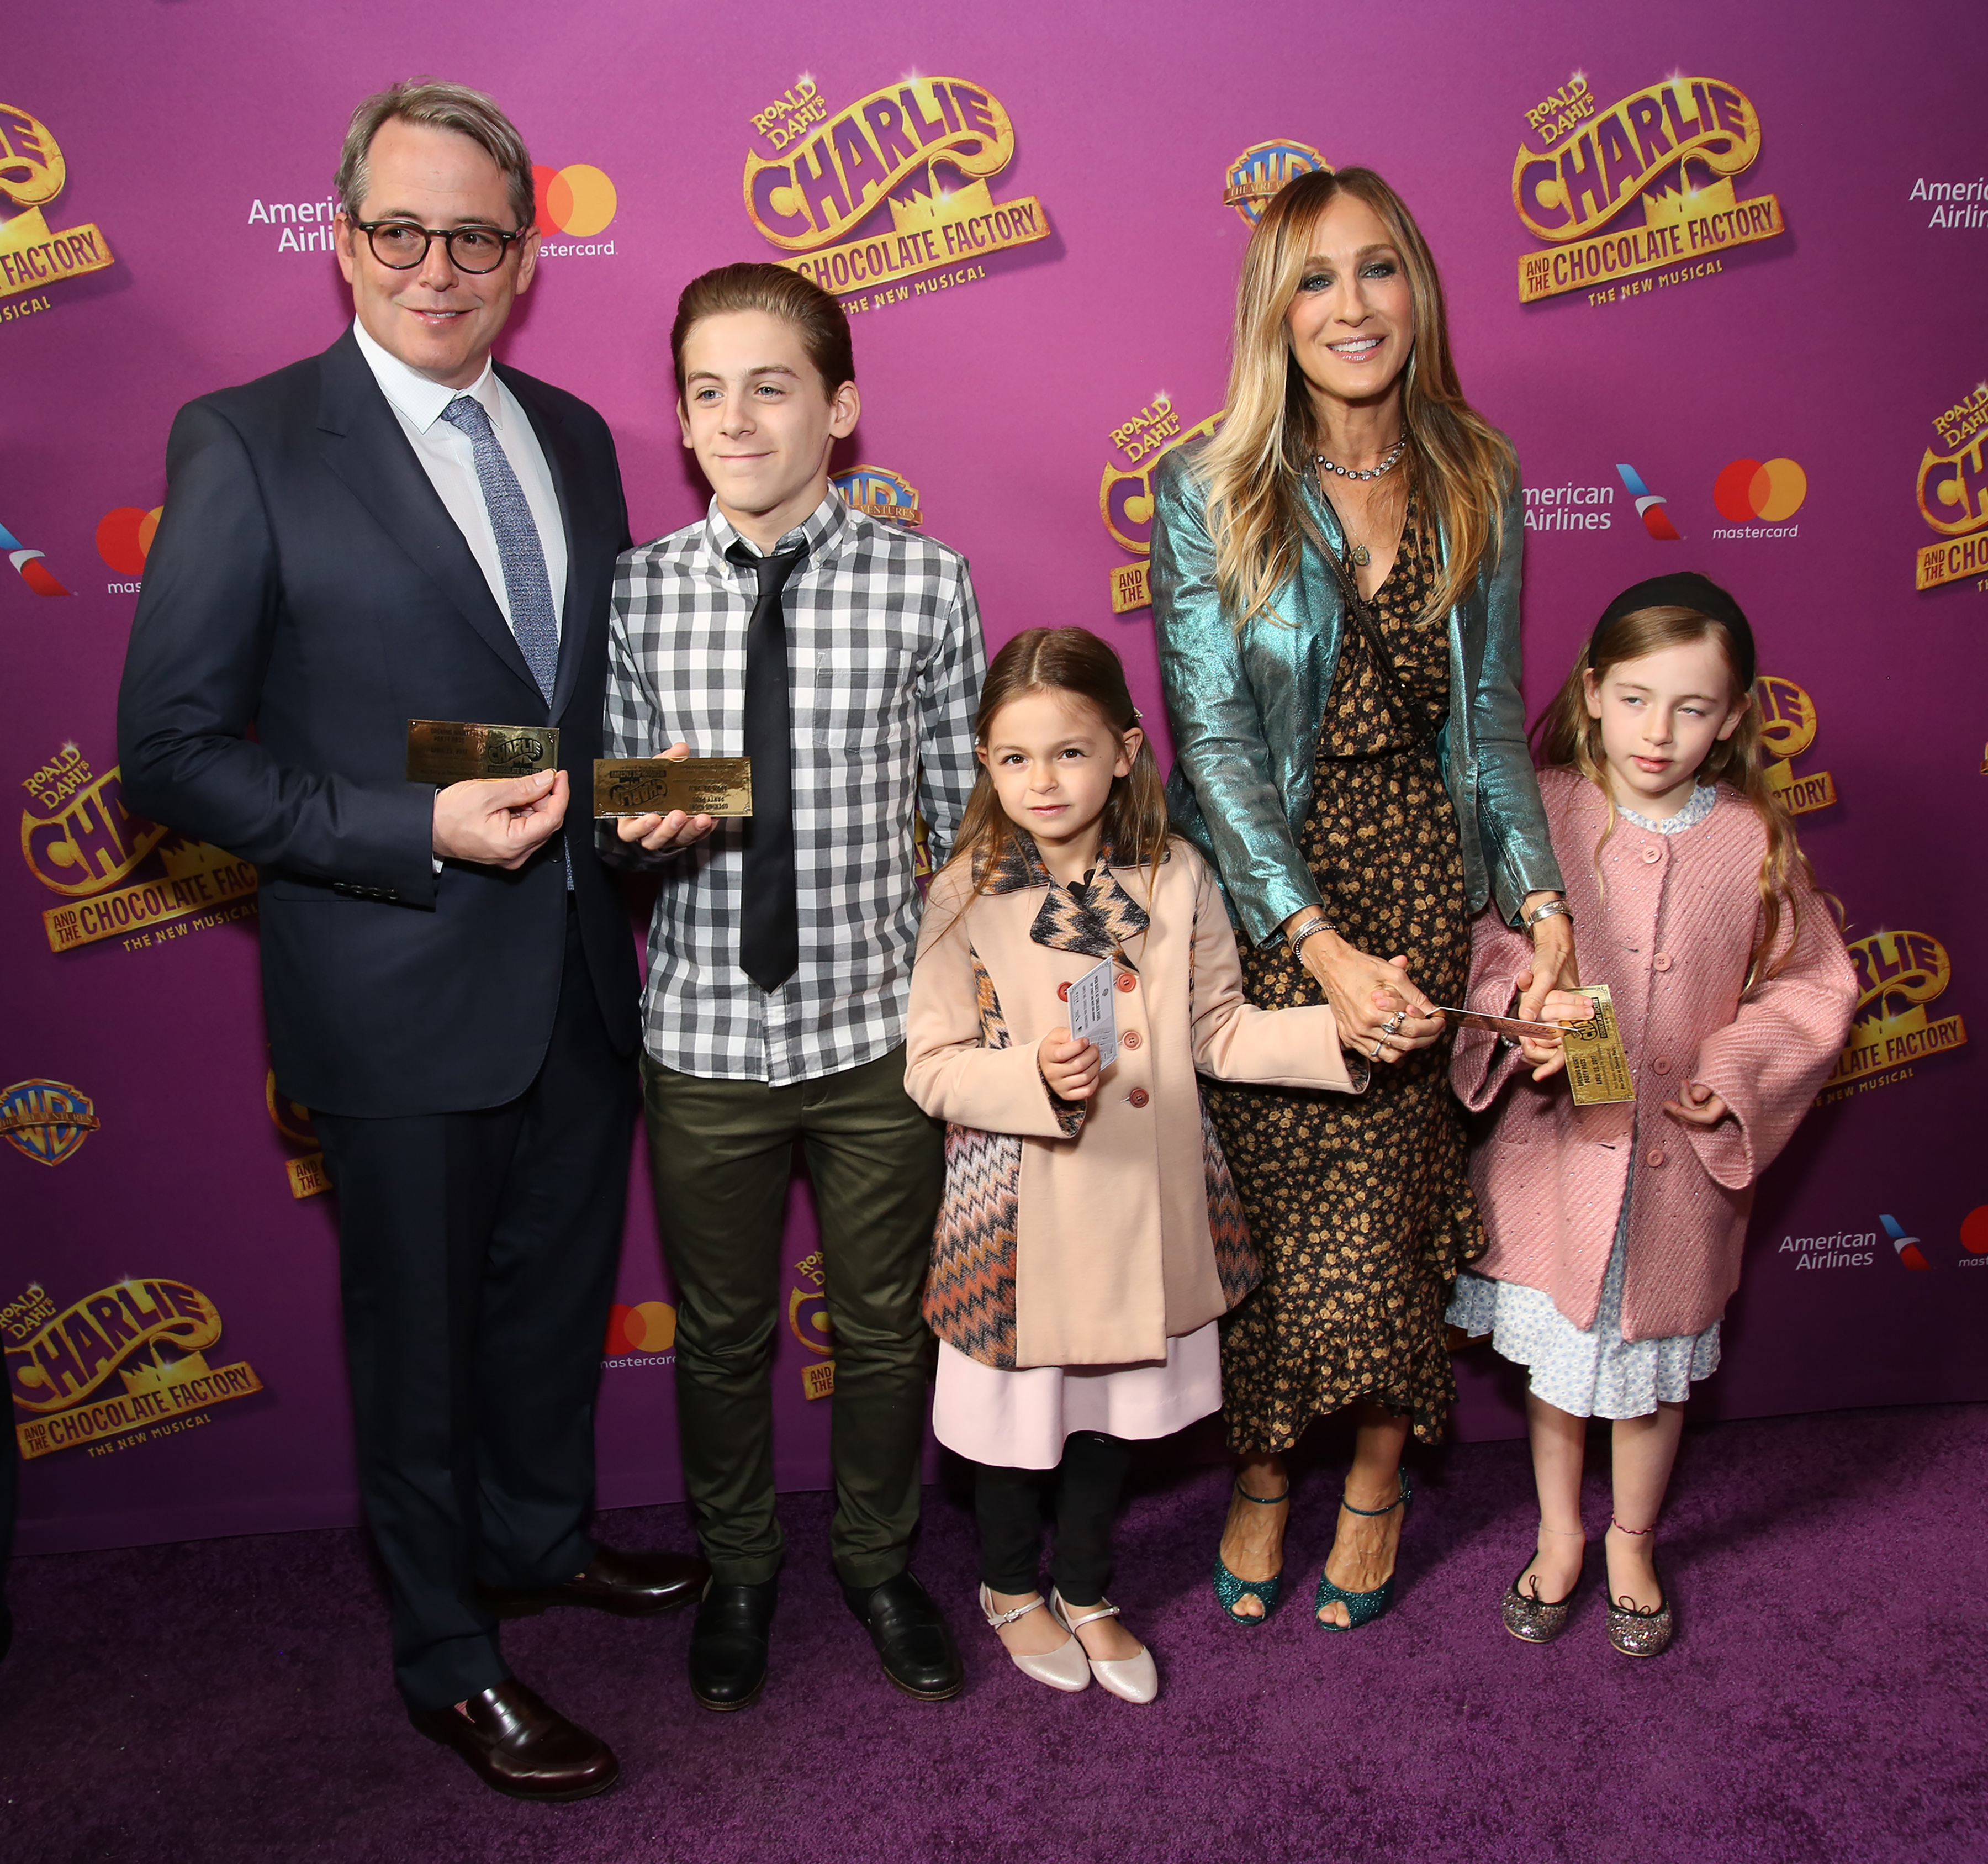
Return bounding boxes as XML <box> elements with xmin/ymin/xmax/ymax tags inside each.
<box><xmin>3</xmin><ymin>1403</ymin><xmax>1983</xmax><ymax>1864</ymax></box>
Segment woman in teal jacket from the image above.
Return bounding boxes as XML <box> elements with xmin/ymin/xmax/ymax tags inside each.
<box><xmin>1152</xmin><ymin>167</ymin><xmax>1578</xmax><ymax>1631</ymax></box>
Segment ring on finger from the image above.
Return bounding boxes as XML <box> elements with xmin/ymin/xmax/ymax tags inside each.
<box><xmin>1371</xmin><ymin>1038</ymin><xmax>1387</xmax><ymax>1060</ymax></box>
<box><xmin>1381</xmin><ymin>1010</ymin><xmax>1407</xmax><ymax>1036</ymax></box>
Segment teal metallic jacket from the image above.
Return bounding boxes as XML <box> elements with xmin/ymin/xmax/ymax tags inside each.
<box><xmin>1151</xmin><ymin>436</ymin><xmax>1563</xmax><ymax>948</ymax></box>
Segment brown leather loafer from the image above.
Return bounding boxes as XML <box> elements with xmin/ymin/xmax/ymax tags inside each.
<box><xmin>483</xmin><ymin>1543</ymin><xmax>711</xmax><ymax>1619</ymax></box>
<box><xmin>411</xmin><ymin>1678</ymin><xmax>618</xmax><ymax>1801</ymax></box>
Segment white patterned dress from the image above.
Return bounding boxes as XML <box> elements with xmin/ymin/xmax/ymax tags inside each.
<box><xmin>1446</xmin><ymin>785</ymin><xmax>1723</xmax><ymax>1421</ymax></box>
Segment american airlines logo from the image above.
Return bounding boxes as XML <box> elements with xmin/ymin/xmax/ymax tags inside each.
<box><xmin>1615</xmin><ymin>463</ymin><xmax>1682</xmax><ymax>540</ymax></box>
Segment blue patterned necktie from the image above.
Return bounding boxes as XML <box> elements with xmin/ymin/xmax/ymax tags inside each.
<box><xmin>440</xmin><ymin>393</ymin><xmax>559</xmax><ymax>703</ymax></box>
<box><xmin>441</xmin><ymin>392</ymin><xmax>569</xmax><ymax>885</ymax></box>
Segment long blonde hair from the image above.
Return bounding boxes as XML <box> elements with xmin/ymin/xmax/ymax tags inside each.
<box><xmin>1202</xmin><ymin>166</ymin><xmax>1516</xmax><ymax>630</ymax></box>
<box><xmin>1534</xmin><ymin>605</ymin><xmax>1818</xmax><ymax>991</ymax></box>
<box><xmin>945</xmin><ymin>627</ymin><xmax>1172</xmax><ymax>897</ymax></box>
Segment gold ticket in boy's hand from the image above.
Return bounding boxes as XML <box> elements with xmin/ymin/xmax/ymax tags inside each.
<box><xmin>592</xmin><ymin>757</ymin><xmax>753</xmax><ymax>818</ymax></box>
<box><xmin>406</xmin><ymin>720</ymin><xmax>561</xmax><ymax>785</ymax></box>
<box><xmin>1561</xmin><ymin>983</ymin><xmax>1636</xmax><ymax>1106</ymax></box>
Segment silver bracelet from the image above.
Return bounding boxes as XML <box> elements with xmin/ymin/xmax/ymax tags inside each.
<box><xmin>1524</xmin><ymin>899</ymin><xmax>1573</xmax><ymax>931</ymax></box>
<box><xmin>1288</xmin><ymin>916</ymin><xmax>1336</xmax><ymax>957</ymax></box>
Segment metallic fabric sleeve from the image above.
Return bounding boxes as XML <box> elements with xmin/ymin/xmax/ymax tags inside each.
<box><xmin>1467</xmin><ymin>475</ymin><xmax>1564</xmax><ymax>922</ymax></box>
<box><xmin>1151</xmin><ymin>450</ymin><xmax>1323</xmax><ymax>946</ymax></box>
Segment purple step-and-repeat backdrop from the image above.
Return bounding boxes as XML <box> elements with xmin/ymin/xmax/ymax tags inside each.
<box><xmin>6</xmin><ymin>2</ymin><xmax>1986</xmax><ymax>1556</ymax></box>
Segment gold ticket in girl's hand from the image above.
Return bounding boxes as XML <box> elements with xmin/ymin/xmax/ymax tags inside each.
<box><xmin>1561</xmin><ymin>983</ymin><xmax>1636</xmax><ymax>1106</ymax></box>
<box><xmin>406</xmin><ymin>720</ymin><xmax>560</xmax><ymax>785</ymax></box>
<box><xmin>592</xmin><ymin>757</ymin><xmax>753</xmax><ymax>818</ymax></box>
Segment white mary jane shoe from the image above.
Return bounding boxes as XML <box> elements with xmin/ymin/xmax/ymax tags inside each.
<box><xmin>980</xmin><ymin>1585</ymin><xmax>1091</xmax><ymax>1692</ymax></box>
<box><xmin>1051</xmin><ymin>1588</ymin><xmax>1160</xmax><ymax>1703</ymax></box>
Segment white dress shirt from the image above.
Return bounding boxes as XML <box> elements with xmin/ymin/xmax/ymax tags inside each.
<box><xmin>351</xmin><ymin>317</ymin><xmax>567</xmax><ymax>637</ymax></box>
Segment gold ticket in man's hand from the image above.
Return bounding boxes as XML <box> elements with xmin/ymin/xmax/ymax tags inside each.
<box><xmin>593</xmin><ymin>757</ymin><xmax>753</xmax><ymax>818</ymax></box>
<box><xmin>406</xmin><ymin>720</ymin><xmax>560</xmax><ymax>785</ymax></box>
<box><xmin>1561</xmin><ymin>983</ymin><xmax>1636</xmax><ymax>1106</ymax></box>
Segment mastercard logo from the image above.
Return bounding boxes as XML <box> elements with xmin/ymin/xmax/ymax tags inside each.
<box><xmin>604</xmin><ymin>1300</ymin><xmax>676</xmax><ymax>1355</ymax></box>
<box><xmin>1960</xmin><ymin>1206</ymin><xmax>1988</xmax><ymax>1255</ymax></box>
<box><xmin>97</xmin><ymin>505</ymin><xmax>163</xmax><ymax>577</ymax></box>
<box><xmin>533</xmin><ymin>164</ymin><xmax>617</xmax><ymax>238</ymax></box>
<box><xmin>1714</xmin><ymin>457</ymin><xmax>1807</xmax><ymax>524</ymax></box>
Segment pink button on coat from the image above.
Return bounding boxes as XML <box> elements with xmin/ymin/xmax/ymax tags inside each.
<box><xmin>1453</xmin><ymin>769</ymin><xmax>1856</xmax><ymax>1340</ymax></box>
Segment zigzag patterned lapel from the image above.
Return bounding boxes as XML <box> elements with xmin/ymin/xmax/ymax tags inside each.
<box><xmin>977</xmin><ymin>832</ymin><xmax>1158</xmax><ymax>967</ymax></box>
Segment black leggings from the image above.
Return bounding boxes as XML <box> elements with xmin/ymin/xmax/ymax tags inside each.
<box><xmin>974</xmin><ymin>1431</ymin><xmax>1132</xmax><ymax>1607</ymax></box>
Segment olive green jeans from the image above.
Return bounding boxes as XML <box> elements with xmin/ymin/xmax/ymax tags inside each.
<box><xmin>641</xmin><ymin>1045</ymin><xmax>944</xmax><ymax>1588</ymax></box>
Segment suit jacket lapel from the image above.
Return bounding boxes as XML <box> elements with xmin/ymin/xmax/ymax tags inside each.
<box><xmin>503</xmin><ymin>367</ymin><xmax>587</xmax><ymax>726</ymax></box>
<box><xmin>313</xmin><ymin>330</ymin><xmax>543</xmax><ymax>704</ymax></box>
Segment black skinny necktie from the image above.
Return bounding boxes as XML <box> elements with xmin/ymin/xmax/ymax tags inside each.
<box><xmin>729</xmin><ymin>539</ymin><xmax>808</xmax><ymax>991</ymax></box>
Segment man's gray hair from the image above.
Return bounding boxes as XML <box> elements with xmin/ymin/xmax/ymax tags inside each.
<box><xmin>335</xmin><ymin>78</ymin><xmax>536</xmax><ymax>231</ymax></box>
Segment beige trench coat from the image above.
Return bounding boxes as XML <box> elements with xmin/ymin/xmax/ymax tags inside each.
<box><xmin>905</xmin><ymin>840</ymin><xmax>1360</xmax><ymax>1369</ymax></box>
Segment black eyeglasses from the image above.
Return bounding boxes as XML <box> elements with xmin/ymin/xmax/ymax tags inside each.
<box><xmin>348</xmin><ymin>217</ymin><xmax>531</xmax><ymax>274</ymax></box>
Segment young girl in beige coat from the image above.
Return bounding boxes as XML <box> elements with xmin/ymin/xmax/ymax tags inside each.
<box><xmin>905</xmin><ymin>628</ymin><xmax>1361</xmax><ymax>1702</ymax></box>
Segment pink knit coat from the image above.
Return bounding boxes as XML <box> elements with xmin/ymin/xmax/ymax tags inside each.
<box><xmin>1452</xmin><ymin>768</ymin><xmax>1856</xmax><ymax>1340</ymax></box>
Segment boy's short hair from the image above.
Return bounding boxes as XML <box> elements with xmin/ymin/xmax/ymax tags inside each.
<box><xmin>670</xmin><ymin>263</ymin><xmax>855</xmax><ymax>398</ymax></box>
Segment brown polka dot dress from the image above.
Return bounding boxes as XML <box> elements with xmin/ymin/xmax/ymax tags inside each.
<box><xmin>1207</xmin><ymin>492</ymin><xmax>1484</xmax><ymax>1450</ymax></box>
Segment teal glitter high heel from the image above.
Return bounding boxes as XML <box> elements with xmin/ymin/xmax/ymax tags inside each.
<box><xmin>1212</xmin><ymin>1481</ymin><xmax>1290</xmax><ymax>1626</ymax></box>
<box><xmin>1315</xmin><ymin>1467</ymin><xmax>1413</xmax><ymax>1632</ymax></box>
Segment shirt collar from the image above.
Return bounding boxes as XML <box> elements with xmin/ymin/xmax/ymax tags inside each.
<box><xmin>351</xmin><ymin>316</ymin><xmax>500</xmax><ymax>435</ymax></box>
<box><xmin>701</xmin><ymin>487</ymin><xmax>850</xmax><ymax>577</ymax></box>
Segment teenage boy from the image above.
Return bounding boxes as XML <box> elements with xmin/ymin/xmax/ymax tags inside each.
<box><xmin>604</xmin><ymin>264</ymin><xmax>984</xmax><ymax>1709</ymax></box>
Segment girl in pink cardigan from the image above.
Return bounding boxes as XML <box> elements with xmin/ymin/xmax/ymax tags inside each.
<box><xmin>906</xmin><ymin>629</ymin><xmax>1358</xmax><ymax>1703</ymax></box>
<box><xmin>1447</xmin><ymin>573</ymin><xmax>1854</xmax><ymax>1659</ymax></box>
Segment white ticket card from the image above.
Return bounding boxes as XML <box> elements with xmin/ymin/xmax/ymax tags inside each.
<box><xmin>1065</xmin><ymin>956</ymin><xmax>1119</xmax><ymax>1070</ymax></box>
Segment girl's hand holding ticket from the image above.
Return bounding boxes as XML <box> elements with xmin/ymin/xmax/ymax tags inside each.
<box><xmin>1037</xmin><ymin>1027</ymin><xmax>1101</xmax><ymax>1101</ymax></box>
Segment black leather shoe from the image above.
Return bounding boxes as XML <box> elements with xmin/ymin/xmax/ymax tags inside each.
<box><xmin>842</xmin><ymin>1569</ymin><xmax>963</xmax><ymax>1701</ymax></box>
<box><xmin>483</xmin><ymin>1543</ymin><xmax>710</xmax><ymax>1619</ymax></box>
<box><xmin>688</xmin><ymin>1578</ymin><xmax>776</xmax><ymax>1712</ymax></box>
<box><xmin>410</xmin><ymin>1677</ymin><xmax>618</xmax><ymax>1802</ymax></box>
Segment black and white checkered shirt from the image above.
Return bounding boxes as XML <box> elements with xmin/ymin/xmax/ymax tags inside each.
<box><xmin>604</xmin><ymin>491</ymin><xmax>986</xmax><ymax>1084</ymax></box>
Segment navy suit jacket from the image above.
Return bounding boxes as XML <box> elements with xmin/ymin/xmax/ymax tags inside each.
<box><xmin>117</xmin><ymin>328</ymin><xmax>641</xmax><ymax>1117</ymax></box>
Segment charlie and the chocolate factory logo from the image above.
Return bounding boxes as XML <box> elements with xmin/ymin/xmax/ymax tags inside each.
<box><xmin>1915</xmin><ymin>377</ymin><xmax>1988</xmax><ymax>593</ymax></box>
<box><xmin>1511</xmin><ymin>72</ymin><xmax>1786</xmax><ymax>304</ymax></box>
<box><xmin>21</xmin><ymin>742</ymin><xmax>257</xmax><ymax>954</ymax></box>
<box><xmin>0</xmin><ymin>99</ymin><xmax>116</xmax><ymax>323</ymax></box>
<box><xmin>8</xmin><ymin>1277</ymin><xmax>263</xmax><ymax>1462</ymax></box>
<box><xmin>743</xmin><ymin>73</ymin><xmax>1052</xmax><ymax>310</ymax></box>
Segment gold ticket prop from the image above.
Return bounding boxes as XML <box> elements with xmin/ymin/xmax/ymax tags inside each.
<box><xmin>1561</xmin><ymin>984</ymin><xmax>1636</xmax><ymax>1107</ymax></box>
<box><xmin>406</xmin><ymin>720</ymin><xmax>560</xmax><ymax>785</ymax></box>
<box><xmin>592</xmin><ymin>758</ymin><xmax>753</xmax><ymax>818</ymax></box>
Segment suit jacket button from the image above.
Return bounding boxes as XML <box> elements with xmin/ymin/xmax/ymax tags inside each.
<box><xmin>1128</xmin><ymin>1088</ymin><xmax>1150</xmax><ymax>1108</ymax></box>
<box><xmin>1121</xmin><ymin>1031</ymin><xmax>1142</xmax><ymax>1050</ymax></box>
<box><xmin>1057</xmin><ymin>982</ymin><xmax>1071</xmax><ymax>1001</ymax></box>
<box><xmin>1646</xmin><ymin>1148</ymin><xmax>1666</xmax><ymax>1166</ymax></box>
<box><xmin>1652</xmin><ymin>1057</ymin><xmax>1671</xmax><ymax>1075</ymax></box>
<box><xmin>1653</xmin><ymin>952</ymin><xmax>1673</xmax><ymax>971</ymax></box>
<box><xmin>1115</xmin><ymin>973</ymin><xmax>1136</xmax><ymax>993</ymax></box>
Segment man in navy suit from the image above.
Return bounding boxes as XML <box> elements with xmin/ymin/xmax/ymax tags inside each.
<box><xmin>117</xmin><ymin>81</ymin><xmax>712</xmax><ymax>1800</ymax></box>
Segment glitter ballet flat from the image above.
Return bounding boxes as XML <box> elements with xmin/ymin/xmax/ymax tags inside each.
<box><xmin>1605</xmin><ymin>1583</ymin><xmax>1674</xmax><ymax>1657</ymax></box>
<box><xmin>1315</xmin><ymin>1467</ymin><xmax>1413</xmax><ymax>1633</ymax></box>
<box><xmin>1502</xmin><ymin>1561</ymin><xmax>1582</xmax><ymax>1644</ymax></box>
<box><xmin>1212</xmin><ymin>1480</ymin><xmax>1289</xmax><ymax>1626</ymax></box>
<box><xmin>1604</xmin><ymin>1515</ymin><xmax>1674</xmax><ymax>1657</ymax></box>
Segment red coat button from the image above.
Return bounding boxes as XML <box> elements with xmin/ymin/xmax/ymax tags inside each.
<box><xmin>1057</xmin><ymin>982</ymin><xmax>1071</xmax><ymax>1001</ymax></box>
<box><xmin>1121</xmin><ymin>1030</ymin><xmax>1142</xmax><ymax>1050</ymax></box>
<box><xmin>1653</xmin><ymin>1058</ymin><xmax>1671</xmax><ymax>1075</ymax></box>
<box><xmin>1646</xmin><ymin>1148</ymin><xmax>1666</xmax><ymax>1166</ymax></box>
<box><xmin>1128</xmin><ymin>1088</ymin><xmax>1150</xmax><ymax>1108</ymax></box>
<box><xmin>1652</xmin><ymin>953</ymin><xmax>1673</xmax><ymax>972</ymax></box>
<box><xmin>1115</xmin><ymin>972</ymin><xmax>1137</xmax><ymax>993</ymax></box>
<box><xmin>1641</xmin><ymin>847</ymin><xmax>1662</xmax><ymax>864</ymax></box>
